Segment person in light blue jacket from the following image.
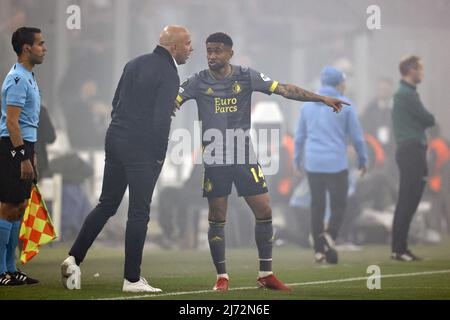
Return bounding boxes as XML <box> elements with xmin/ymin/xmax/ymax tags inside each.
<box><xmin>294</xmin><ymin>66</ymin><xmax>368</xmax><ymax>264</ymax></box>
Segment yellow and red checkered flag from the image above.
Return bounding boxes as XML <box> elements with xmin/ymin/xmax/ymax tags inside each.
<box><xmin>19</xmin><ymin>183</ymin><xmax>57</xmax><ymax>264</ymax></box>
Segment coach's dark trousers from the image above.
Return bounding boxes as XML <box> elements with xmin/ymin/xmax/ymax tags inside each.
<box><xmin>392</xmin><ymin>141</ymin><xmax>428</xmax><ymax>253</ymax></box>
<box><xmin>307</xmin><ymin>170</ymin><xmax>348</xmax><ymax>252</ymax></box>
<box><xmin>69</xmin><ymin>132</ymin><xmax>162</xmax><ymax>282</ymax></box>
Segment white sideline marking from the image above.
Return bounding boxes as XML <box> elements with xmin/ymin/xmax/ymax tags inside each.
<box><xmin>96</xmin><ymin>269</ymin><xmax>450</xmax><ymax>300</ymax></box>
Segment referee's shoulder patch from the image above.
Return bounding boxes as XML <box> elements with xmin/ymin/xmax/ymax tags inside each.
<box><xmin>14</xmin><ymin>76</ymin><xmax>20</xmax><ymax>85</ymax></box>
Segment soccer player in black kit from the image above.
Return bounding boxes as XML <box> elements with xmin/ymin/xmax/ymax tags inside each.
<box><xmin>176</xmin><ymin>32</ymin><xmax>348</xmax><ymax>291</ymax></box>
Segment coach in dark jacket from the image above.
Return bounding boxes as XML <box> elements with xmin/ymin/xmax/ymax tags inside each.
<box><xmin>391</xmin><ymin>55</ymin><xmax>435</xmax><ymax>261</ymax></box>
<box><xmin>62</xmin><ymin>26</ymin><xmax>193</xmax><ymax>292</ymax></box>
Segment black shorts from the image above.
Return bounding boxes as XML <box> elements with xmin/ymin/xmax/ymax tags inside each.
<box><xmin>0</xmin><ymin>137</ymin><xmax>35</xmax><ymax>204</ymax></box>
<box><xmin>202</xmin><ymin>163</ymin><xmax>269</xmax><ymax>198</ymax></box>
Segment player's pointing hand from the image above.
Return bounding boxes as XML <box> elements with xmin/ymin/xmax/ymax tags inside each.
<box><xmin>321</xmin><ymin>97</ymin><xmax>350</xmax><ymax>113</ymax></box>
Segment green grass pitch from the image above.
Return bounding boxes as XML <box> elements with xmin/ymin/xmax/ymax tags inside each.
<box><xmin>1</xmin><ymin>238</ymin><xmax>450</xmax><ymax>300</ymax></box>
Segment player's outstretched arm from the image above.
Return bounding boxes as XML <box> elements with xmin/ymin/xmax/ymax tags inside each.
<box><xmin>274</xmin><ymin>83</ymin><xmax>350</xmax><ymax>112</ymax></box>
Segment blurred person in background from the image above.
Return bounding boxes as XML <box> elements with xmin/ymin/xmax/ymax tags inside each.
<box><xmin>251</xmin><ymin>102</ymin><xmax>296</xmax><ymax>209</ymax></box>
<box><xmin>156</xmin><ymin>150</ymin><xmax>203</xmax><ymax>249</ymax></box>
<box><xmin>63</xmin><ymin>78</ymin><xmax>110</xmax><ymax>149</ymax></box>
<box><xmin>424</xmin><ymin>124</ymin><xmax>450</xmax><ymax>236</ymax></box>
<box><xmin>361</xmin><ymin>78</ymin><xmax>395</xmax><ymax>153</ymax></box>
<box><xmin>57</xmin><ymin>1</ymin><xmax>114</xmax><ymax>150</ymax></box>
<box><xmin>48</xmin><ymin>152</ymin><xmax>93</xmax><ymax>242</ymax></box>
<box><xmin>361</xmin><ymin>77</ymin><xmax>397</xmax><ymax>185</ymax></box>
<box><xmin>391</xmin><ymin>55</ymin><xmax>435</xmax><ymax>261</ymax></box>
<box><xmin>35</xmin><ymin>104</ymin><xmax>56</xmax><ymax>180</ymax></box>
<box><xmin>294</xmin><ymin>66</ymin><xmax>368</xmax><ymax>264</ymax></box>
<box><xmin>251</xmin><ymin>102</ymin><xmax>297</xmax><ymax>246</ymax></box>
<box><xmin>58</xmin><ymin>36</ymin><xmax>112</xmax><ymax>150</ymax></box>
<box><xmin>340</xmin><ymin>134</ymin><xmax>397</xmax><ymax>245</ymax></box>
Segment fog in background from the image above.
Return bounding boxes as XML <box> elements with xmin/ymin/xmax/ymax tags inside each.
<box><xmin>1</xmin><ymin>0</ymin><xmax>449</xmax><ymax>249</ymax></box>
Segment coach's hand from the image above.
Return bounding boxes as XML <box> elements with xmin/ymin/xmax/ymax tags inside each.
<box><xmin>21</xmin><ymin>159</ymin><xmax>35</xmax><ymax>180</ymax></box>
<box><xmin>321</xmin><ymin>97</ymin><xmax>350</xmax><ymax>113</ymax></box>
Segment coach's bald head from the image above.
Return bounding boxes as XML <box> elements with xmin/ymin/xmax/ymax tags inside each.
<box><xmin>159</xmin><ymin>25</ymin><xmax>193</xmax><ymax>65</ymax></box>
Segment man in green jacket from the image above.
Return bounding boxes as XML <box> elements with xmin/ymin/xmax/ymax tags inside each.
<box><xmin>391</xmin><ymin>55</ymin><xmax>435</xmax><ymax>261</ymax></box>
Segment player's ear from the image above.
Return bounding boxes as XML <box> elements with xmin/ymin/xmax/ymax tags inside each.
<box><xmin>230</xmin><ymin>49</ymin><xmax>234</xmax><ymax>58</ymax></box>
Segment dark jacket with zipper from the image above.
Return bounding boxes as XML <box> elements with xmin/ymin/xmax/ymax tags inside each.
<box><xmin>108</xmin><ymin>45</ymin><xmax>179</xmax><ymax>161</ymax></box>
<box><xmin>392</xmin><ymin>80</ymin><xmax>435</xmax><ymax>147</ymax></box>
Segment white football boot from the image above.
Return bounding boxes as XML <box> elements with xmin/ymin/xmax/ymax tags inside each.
<box><xmin>61</xmin><ymin>256</ymin><xmax>81</xmax><ymax>289</ymax></box>
<box><xmin>122</xmin><ymin>277</ymin><xmax>162</xmax><ymax>293</ymax></box>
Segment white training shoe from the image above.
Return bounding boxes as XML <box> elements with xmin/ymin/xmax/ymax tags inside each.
<box><xmin>314</xmin><ymin>252</ymin><xmax>326</xmax><ymax>263</ymax></box>
<box><xmin>61</xmin><ymin>256</ymin><xmax>81</xmax><ymax>290</ymax></box>
<box><xmin>122</xmin><ymin>277</ymin><xmax>162</xmax><ymax>293</ymax></box>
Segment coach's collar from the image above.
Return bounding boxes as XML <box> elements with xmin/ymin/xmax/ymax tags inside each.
<box><xmin>153</xmin><ymin>45</ymin><xmax>177</xmax><ymax>71</ymax></box>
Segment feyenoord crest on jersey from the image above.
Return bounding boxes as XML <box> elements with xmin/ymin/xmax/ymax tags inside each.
<box><xmin>232</xmin><ymin>82</ymin><xmax>241</xmax><ymax>93</ymax></box>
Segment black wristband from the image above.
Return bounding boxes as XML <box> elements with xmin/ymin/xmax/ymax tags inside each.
<box><xmin>10</xmin><ymin>144</ymin><xmax>31</xmax><ymax>161</ymax></box>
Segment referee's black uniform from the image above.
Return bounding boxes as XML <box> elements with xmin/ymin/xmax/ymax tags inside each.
<box><xmin>69</xmin><ymin>46</ymin><xmax>179</xmax><ymax>282</ymax></box>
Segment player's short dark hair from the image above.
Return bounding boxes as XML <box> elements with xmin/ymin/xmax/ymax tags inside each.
<box><xmin>206</xmin><ymin>32</ymin><xmax>233</xmax><ymax>48</ymax></box>
<box><xmin>399</xmin><ymin>55</ymin><xmax>421</xmax><ymax>76</ymax></box>
<box><xmin>11</xmin><ymin>27</ymin><xmax>41</xmax><ymax>56</ymax></box>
